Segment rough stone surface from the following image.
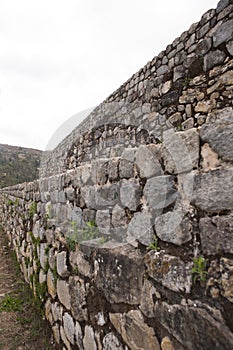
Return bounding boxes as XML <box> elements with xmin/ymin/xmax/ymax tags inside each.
<box><xmin>69</xmin><ymin>276</ymin><xmax>88</xmax><ymax>321</ymax></box>
<box><xmin>110</xmin><ymin>310</ymin><xmax>160</xmax><ymax>350</ymax></box>
<box><xmin>120</xmin><ymin>179</ymin><xmax>141</xmax><ymax>211</ymax></box>
<box><xmin>162</xmin><ymin>128</ymin><xmax>200</xmax><ymax>174</ymax></box>
<box><xmin>213</xmin><ymin>19</ymin><xmax>233</xmax><ymax>47</ymax></box>
<box><xmin>57</xmin><ymin>280</ymin><xmax>71</xmax><ymax>310</ymax></box>
<box><xmin>144</xmin><ymin>176</ymin><xmax>177</xmax><ymax>210</ymax></box>
<box><xmin>145</xmin><ymin>251</ymin><xmax>192</xmax><ymax>293</ymax></box>
<box><xmin>136</xmin><ymin>145</ymin><xmax>163</xmax><ymax>178</ymax></box>
<box><xmin>63</xmin><ymin>312</ymin><xmax>75</xmax><ymax>345</ymax></box>
<box><xmin>200</xmin><ymin>108</ymin><xmax>233</xmax><ymax>161</ymax></box>
<box><xmin>83</xmin><ymin>325</ymin><xmax>97</xmax><ymax>350</ymax></box>
<box><xmin>154</xmin><ymin>302</ymin><xmax>233</xmax><ymax>350</ymax></box>
<box><xmin>199</xmin><ymin>215</ymin><xmax>233</xmax><ymax>255</ymax></box>
<box><xmin>204</xmin><ymin>49</ymin><xmax>226</xmax><ymax>71</ymax></box>
<box><xmin>220</xmin><ymin>257</ymin><xmax>233</xmax><ymax>302</ymax></box>
<box><xmin>127</xmin><ymin>212</ymin><xmax>153</xmax><ymax>246</ymax></box>
<box><xmin>95</xmin><ymin>244</ymin><xmax>144</xmax><ymax>304</ymax></box>
<box><xmin>47</xmin><ymin>269</ymin><xmax>57</xmax><ymax>299</ymax></box>
<box><xmin>103</xmin><ymin>333</ymin><xmax>124</xmax><ymax>350</ymax></box>
<box><xmin>161</xmin><ymin>337</ymin><xmax>175</xmax><ymax>350</ymax></box>
<box><xmin>191</xmin><ymin>169</ymin><xmax>233</xmax><ymax>211</ymax></box>
<box><xmin>155</xmin><ymin>211</ymin><xmax>192</xmax><ymax>246</ymax></box>
<box><xmin>57</xmin><ymin>251</ymin><xmax>69</xmax><ymax>278</ymax></box>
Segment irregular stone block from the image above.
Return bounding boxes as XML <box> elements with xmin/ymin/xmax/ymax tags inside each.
<box><xmin>220</xmin><ymin>258</ymin><xmax>233</xmax><ymax>303</ymax></box>
<box><xmin>70</xmin><ymin>249</ymin><xmax>92</xmax><ymax>278</ymax></box>
<box><xmin>162</xmin><ymin>128</ymin><xmax>199</xmax><ymax>174</ymax></box>
<box><xmin>103</xmin><ymin>332</ymin><xmax>124</xmax><ymax>350</ymax></box>
<box><xmin>200</xmin><ymin>108</ymin><xmax>233</xmax><ymax>161</ymax></box>
<box><xmin>63</xmin><ymin>313</ymin><xmax>75</xmax><ymax>345</ymax></box>
<box><xmin>83</xmin><ymin>325</ymin><xmax>97</xmax><ymax>350</ymax></box>
<box><xmin>120</xmin><ymin>179</ymin><xmax>141</xmax><ymax>211</ymax></box>
<box><xmin>91</xmin><ymin>159</ymin><xmax>109</xmax><ymax>185</ymax></box>
<box><xmin>145</xmin><ymin>251</ymin><xmax>192</xmax><ymax>293</ymax></box>
<box><xmin>96</xmin><ymin>209</ymin><xmax>110</xmax><ymax>234</ymax></box>
<box><xmin>161</xmin><ymin>336</ymin><xmax>175</xmax><ymax>350</ymax></box>
<box><xmin>204</xmin><ymin>49</ymin><xmax>226</xmax><ymax>71</ymax></box>
<box><xmin>199</xmin><ymin>215</ymin><xmax>233</xmax><ymax>255</ymax></box>
<box><xmin>136</xmin><ymin>145</ymin><xmax>163</xmax><ymax>178</ymax></box>
<box><xmin>119</xmin><ymin>159</ymin><xmax>134</xmax><ymax>178</ymax></box>
<box><xmin>226</xmin><ymin>40</ymin><xmax>233</xmax><ymax>55</ymax></box>
<box><xmin>95</xmin><ymin>244</ymin><xmax>144</xmax><ymax>304</ymax></box>
<box><xmin>155</xmin><ymin>211</ymin><xmax>192</xmax><ymax>246</ymax></box>
<box><xmin>191</xmin><ymin>169</ymin><xmax>233</xmax><ymax>211</ymax></box>
<box><xmin>75</xmin><ymin>322</ymin><xmax>83</xmax><ymax>349</ymax></box>
<box><xmin>144</xmin><ymin>176</ymin><xmax>177</xmax><ymax>211</ymax></box>
<box><xmin>57</xmin><ymin>251</ymin><xmax>69</xmax><ymax>278</ymax></box>
<box><xmin>69</xmin><ymin>276</ymin><xmax>88</xmax><ymax>321</ymax></box>
<box><xmin>110</xmin><ymin>310</ymin><xmax>160</xmax><ymax>350</ymax></box>
<box><xmin>154</xmin><ymin>302</ymin><xmax>233</xmax><ymax>350</ymax></box>
<box><xmin>213</xmin><ymin>19</ymin><xmax>233</xmax><ymax>47</ymax></box>
<box><xmin>111</xmin><ymin>204</ymin><xmax>128</xmax><ymax>228</ymax></box>
<box><xmin>127</xmin><ymin>212</ymin><xmax>153</xmax><ymax>246</ymax></box>
<box><xmin>57</xmin><ymin>280</ymin><xmax>71</xmax><ymax>310</ymax></box>
<box><xmin>95</xmin><ymin>183</ymin><xmax>119</xmax><ymax>208</ymax></box>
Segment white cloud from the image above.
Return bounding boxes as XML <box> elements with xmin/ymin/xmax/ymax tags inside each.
<box><xmin>0</xmin><ymin>0</ymin><xmax>218</xmax><ymax>150</ymax></box>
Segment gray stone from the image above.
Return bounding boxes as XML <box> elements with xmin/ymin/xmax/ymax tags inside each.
<box><xmin>47</xmin><ymin>269</ymin><xmax>57</xmax><ymax>299</ymax></box>
<box><xmin>154</xmin><ymin>302</ymin><xmax>233</xmax><ymax>350</ymax></box>
<box><xmin>144</xmin><ymin>176</ymin><xmax>177</xmax><ymax>211</ymax></box>
<box><xmin>155</xmin><ymin>211</ymin><xmax>192</xmax><ymax>246</ymax></box>
<box><xmin>140</xmin><ymin>279</ymin><xmax>160</xmax><ymax>318</ymax></box>
<box><xmin>200</xmin><ymin>109</ymin><xmax>233</xmax><ymax>161</ymax></box>
<box><xmin>39</xmin><ymin>243</ymin><xmax>48</xmax><ymax>270</ymax></box>
<box><xmin>81</xmin><ymin>186</ymin><xmax>96</xmax><ymax>208</ymax></box>
<box><xmin>63</xmin><ymin>313</ymin><xmax>75</xmax><ymax>345</ymax></box>
<box><xmin>136</xmin><ymin>145</ymin><xmax>163</xmax><ymax>178</ymax></box>
<box><xmin>173</xmin><ymin>65</ymin><xmax>185</xmax><ymax>82</ymax></box>
<box><xmin>119</xmin><ymin>159</ymin><xmax>134</xmax><ymax>178</ymax></box>
<box><xmin>103</xmin><ymin>332</ymin><xmax>124</xmax><ymax>350</ymax></box>
<box><xmin>57</xmin><ymin>251</ymin><xmax>69</xmax><ymax>277</ymax></box>
<box><xmin>157</xmin><ymin>64</ymin><xmax>168</xmax><ymax>76</ymax></box>
<box><xmin>69</xmin><ymin>276</ymin><xmax>88</xmax><ymax>321</ymax></box>
<box><xmin>120</xmin><ymin>179</ymin><xmax>141</xmax><ymax>211</ymax></box>
<box><xmin>70</xmin><ymin>249</ymin><xmax>91</xmax><ymax>278</ymax></box>
<box><xmin>111</xmin><ymin>204</ymin><xmax>128</xmax><ymax>228</ymax></box>
<box><xmin>191</xmin><ymin>169</ymin><xmax>233</xmax><ymax>212</ymax></box>
<box><xmin>220</xmin><ymin>257</ymin><xmax>233</xmax><ymax>302</ymax></box>
<box><xmin>127</xmin><ymin>212</ymin><xmax>154</xmax><ymax>246</ymax></box>
<box><xmin>96</xmin><ymin>209</ymin><xmax>110</xmax><ymax>234</ymax></box>
<box><xmin>213</xmin><ymin>19</ymin><xmax>233</xmax><ymax>47</ymax></box>
<box><xmin>95</xmin><ymin>183</ymin><xmax>119</xmax><ymax>208</ymax></box>
<box><xmin>161</xmin><ymin>91</ymin><xmax>179</xmax><ymax>107</ymax></box>
<box><xmin>145</xmin><ymin>251</ymin><xmax>192</xmax><ymax>293</ymax></box>
<box><xmin>204</xmin><ymin>50</ymin><xmax>226</xmax><ymax>71</ymax></box>
<box><xmin>91</xmin><ymin>159</ymin><xmax>109</xmax><ymax>185</ymax></box>
<box><xmin>96</xmin><ymin>244</ymin><xmax>144</xmax><ymax>304</ymax></box>
<box><xmin>226</xmin><ymin>40</ymin><xmax>233</xmax><ymax>55</ymax></box>
<box><xmin>60</xmin><ymin>325</ymin><xmax>72</xmax><ymax>350</ymax></box>
<box><xmin>217</xmin><ymin>0</ymin><xmax>232</xmax><ymax>13</ymax></box>
<box><xmin>108</xmin><ymin>158</ymin><xmax>119</xmax><ymax>181</ymax></box>
<box><xmin>195</xmin><ymin>38</ymin><xmax>212</xmax><ymax>55</ymax></box>
<box><xmin>57</xmin><ymin>280</ymin><xmax>71</xmax><ymax>310</ymax></box>
<box><xmin>65</xmin><ymin>187</ymin><xmax>75</xmax><ymax>202</ymax></box>
<box><xmin>162</xmin><ymin>128</ymin><xmax>199</xmax><ymax>174</ymax></box>
<box><xmin>200</xmin><ymin>215</ymin><xmax>233</xmax><ymax>255</ymax></box>
<box><xmin>75</xmin><ymin>322</ymin><xmax>83</xmax><ymax>350</ymax></box>
<box><xmin>83</xmin><ymin>325</ymin><xmax>97</xmax><ymax>350</ymax></box>
<box><xmin>110</xmin><ymin>310</ymin><xmax>160</xmax><ymax>350</ymax></box>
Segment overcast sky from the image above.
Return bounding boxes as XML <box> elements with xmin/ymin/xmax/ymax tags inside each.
<box><xmin>0</xmin><ymin>0</ymin><xmax>218</xmax><ymax>150</ymax></box>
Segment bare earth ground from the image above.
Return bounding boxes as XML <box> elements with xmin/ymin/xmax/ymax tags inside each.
<box><xmin>0</xmin><ymin>227</ymin><xmax>56</xmax><ymax>350</ymax></box>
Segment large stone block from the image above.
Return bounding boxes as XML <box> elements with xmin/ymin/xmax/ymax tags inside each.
<box><xmin>127</xmin><ymin>212</ymin><xmax>153</xmax><ymax>246</ymax></box>
<box><xmin>144</xmin><ymin>175</ymin><xmax>177</xmax><ymax>211</ymax></box>
<box><xmin>63</xmin><ymin>313</ymin><xmax>75</xmax><ymax>345</ymax></box>
<box><xmin>69</xmin><ymin>276</ymin><xmax>89</xmax><ymax>321</ymax></box>
<box><xmin>95</xmin><ymin>244</ymin><xmax>144</xmax><ymax>304</ymax></box>
<box><xmin>191</xmin><ymin>168</ymin><xmax>233</xmax><ymax>211</ymax></box>
<box><xmin>120</xmin><ymin>179</ymin><xmax>141</xmax><ymax>211</ymax></box>
<box><xmin>199</xmin><ymin>215</ymin><xmax>233</xmax><ymax>255</ymax></box>
<box><xmin>162</xmin><ymin>128</ymin><xmax>199</xmax><ymax>174</ymax></box>
<box><xmin>57</xmin><ymin>280</ymin><xmax>71</xmax><ymax>310</ymax></box>
<box><xmin>145</xmin><ymin>251</ymin><xmax>192</xmax><ymax>293</ymax></box>
<box><xmin>103</xmin><ymin>332</ymin><xmax>124</xmax><ymax>350</ymax></box>
<box><xmin>200</xmin><ymin>108</ymin><xmax>233</xmax><ymax>162</ymax></box>
<box><xmin>110</xmin><ymin>310</ymin><xmax>160</xmax><ymax>350</ymax></box>
<box><xmin>213</xmin><ymin>18</ymin><xmax>233</xmax><ymax>47</ymax></box>
<box><xmin>136</xmin><ymin>145</ymin><xmax>163</xmax><ymax>178</ymax></box>
<box><xmin>155</xmin><ymin>210</ymin><xmax>192</xmax><ymax>246</ymax></box>
<box><xmin>154</xmin><ymin>301</ymin><xmax>233</xmax><ymax>350</ymax></box>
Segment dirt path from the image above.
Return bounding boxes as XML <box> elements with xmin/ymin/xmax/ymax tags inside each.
<box><xmin>0</xmin><ymin>227</ymin><xmax>56</xmax><ymax>350</ymax></box>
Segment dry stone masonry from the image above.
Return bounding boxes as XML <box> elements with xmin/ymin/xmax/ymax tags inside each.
<box><xmin>0</xmin><ymin>0</ymin><xmax>233</xmax><ymax>349</ymax></box>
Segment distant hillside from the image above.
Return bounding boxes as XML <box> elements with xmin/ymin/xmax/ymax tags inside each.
<box><xmin>0</xmin><ymin>144</ymin><xmax>42</xmax><ymax>188</ymax></box>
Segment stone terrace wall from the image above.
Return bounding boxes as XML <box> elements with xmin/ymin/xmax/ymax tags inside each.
<box><xmin>1</xmin><ymin>0</ymin><xmax>233</xmax><ymax>349</ymax></box>
<box><xmin>41</xmin><ymin>0</ymin><xmax>233</xmax><ymax>178</ymax></box>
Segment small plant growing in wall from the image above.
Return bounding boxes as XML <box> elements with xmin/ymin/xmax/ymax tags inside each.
<box><xmin>191</xmin><ymin>256</ymin><xmax>208</xmax><ymax>285</ymax></box>
<box><xmin>29</xmin><ymin>201</ymin><xmax>37</xmax><ymax>218</ymax></box>
<box><xmin>147</xmin><ymin>236</ymin><xmax>160</xmax><ymax>251</ymax></box>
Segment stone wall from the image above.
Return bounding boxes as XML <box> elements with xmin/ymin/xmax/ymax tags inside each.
<box><xmin>1</xmin><ymin>0</ymin><xmax>233</xmax><ymax>349</ymax></box>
